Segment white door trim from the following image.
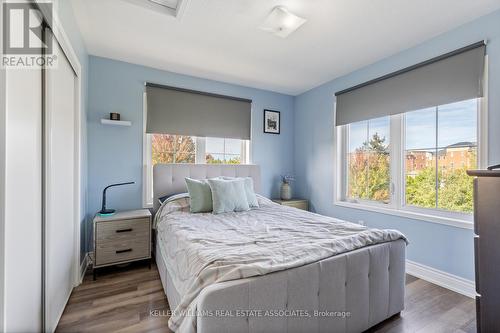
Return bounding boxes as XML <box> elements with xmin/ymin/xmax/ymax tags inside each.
<box><xmin>0</xmin><ymin>3</ymin><xmax>6</xmax><ymax>328</ymax></box>
<box><xmin>35</xmin><ymin>0</ymin><xmax>82</xmax><ymax>78</ymax></box>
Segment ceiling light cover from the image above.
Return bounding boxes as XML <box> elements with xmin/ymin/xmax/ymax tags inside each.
<box><xmin>259</xmin><ymin>6</ymin><xmax>306</xmax><ymax>38</ymax></box>
<box><xmin>148</xmin><ymin>0</ymin><xmax>178</xmax><ymax>10</ymax></box>
<box><xmin>122</xmin><ymin>0</ymin><xmax>190</xmax><ymax>19</ymax></box>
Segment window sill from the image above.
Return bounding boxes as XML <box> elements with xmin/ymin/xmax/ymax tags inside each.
<box><xmin>334</xmin><ymin>200</ymin><xmax>473</xmax><ymax>230</ymax></box>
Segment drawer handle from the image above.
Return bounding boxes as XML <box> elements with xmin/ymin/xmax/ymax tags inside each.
<box><xmin>116</xmin><ymin>248</ymin><xmax>132</xmax><ymax>254</ymax></box>
<box><xmin>116</xmin><ymin>228</ymin><xmax>133</xmax><ymax>233</ymax></box>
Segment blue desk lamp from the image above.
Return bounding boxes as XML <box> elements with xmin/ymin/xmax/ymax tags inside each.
<box><xmin>99</xmin><ymin>182</ymin><xmax>135</xmax><ymax>216</ymax></box>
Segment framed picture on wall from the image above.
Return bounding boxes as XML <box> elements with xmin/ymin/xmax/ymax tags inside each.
<box><xmin>263</xmin><ymin>109</ymin><xmax>280</xmax><ymax>134</ymax></box>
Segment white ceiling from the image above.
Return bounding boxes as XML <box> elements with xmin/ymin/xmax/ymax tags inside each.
<box><xmin>71</xmin><ymin>0</ymin><xmax>500</xmax><ymax>95</ymax></box>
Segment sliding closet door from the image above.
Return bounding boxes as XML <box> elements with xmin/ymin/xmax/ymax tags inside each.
<box><xmin>3</xmin><ymin>50</ymin><xmax>43</xmax><ymax>333</ymax></box>
<box><xmin>44</xmin><ymin>30</ymin><xmax>78</xmax><ymax>333</ymax></box>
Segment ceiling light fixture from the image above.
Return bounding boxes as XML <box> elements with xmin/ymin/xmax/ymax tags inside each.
<box><xmin>259</xmin><ymin>6</ymin><xmax>306</xmax><ymax>38</ymax></box>
<box><xmin>148</xmin><ymin>0</ymin><xmax>178</xmax><ymax>10</ymax></box>
<box><xmin>122</xmin><ymin>0</ymin><xmax>190</xmax><ymax>19</ymax></box>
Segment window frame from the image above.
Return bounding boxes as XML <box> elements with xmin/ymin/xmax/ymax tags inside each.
<box><xmin>142</xmin><ymin>93</ymin><xmax>251</xmax><ymax>208</ymax></box>
<box><xmin>333</xmin><ymin>57</ymin><xmax>488</xmax><ymax>230</ymax></box>
<box><xmin>342</xmin><ymin>115</ymin><xmax>395</xmax><ymax>208</ymax></box>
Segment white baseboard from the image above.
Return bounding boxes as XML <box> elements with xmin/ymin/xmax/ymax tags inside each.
<box><xmin>406</xmin><ymin>260</ymin><xmax>475</xmax><ymax>298</ymax></box>
<box><xmin>79</xmin><ymin>252</ymin><xmax>90</xmax><ymax>284</ymax></box>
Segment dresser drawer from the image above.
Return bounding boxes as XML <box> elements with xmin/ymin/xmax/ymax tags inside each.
<box><xmin>95</xmin><ymin>238</ymin><xmax>150</xmax><ymax>266</ymax></box>
<box><xmin>96</xmin><ymin>218</ymin><xmax>150</xmax><ymax>243</ymax></box>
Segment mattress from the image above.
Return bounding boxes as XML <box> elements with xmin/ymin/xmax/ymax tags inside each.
<box><xmin>154</xmin><ymin>196</ymin><xmax>406</xmax><ymax>332</ymax></box>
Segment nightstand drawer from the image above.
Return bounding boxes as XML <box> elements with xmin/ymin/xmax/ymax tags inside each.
<box><xmin>285</xmin><ymin>201</ymin><xmax>309</xmax><ymax>210</ymax></box>
<box><xmin>93</xmin><ymin>209</ymin><xmax>152</xmax><ymax>278</ymax></box>
<box><xmin>95</xmin><ymin>239</ymin><xmax>150</xmax><ymax>266</ymax></box>
<box><xmin>96</xmin><ymin>218</ymin><xmax>150</xmax><ymax>243</ymax></box>
<box><xmin>272</xmin><ymin>199</ymin><xmax>309</xmax><ymax>211</ymax></box>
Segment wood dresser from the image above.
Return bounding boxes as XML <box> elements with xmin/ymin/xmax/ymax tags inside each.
<box><xmin>467</xmin><ymin>169</ymin><xmax>500</xmax><ymax>333</ymax></box>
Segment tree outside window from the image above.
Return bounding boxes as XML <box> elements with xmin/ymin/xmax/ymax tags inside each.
<box><xmin>151</xmin><ymin>134</ymin><xmax>195</xmax><ymax>164</ymax></box>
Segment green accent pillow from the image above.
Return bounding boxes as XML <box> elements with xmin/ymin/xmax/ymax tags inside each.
<box><xmin>185</xmin><ymin>178</ymin><xmax>213</xmax><ymax>213</ymax></box>
<box><xmin>220</xmin><ymin>177</ymin><xmax>259</xmax><ymax>208</ymax></box>
<box><xmin>207</xmin><ymin>178</ymin><xmax>250</xmax><ymax>214</ymax></box>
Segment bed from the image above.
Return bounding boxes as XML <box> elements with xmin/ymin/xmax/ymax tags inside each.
<box><xmin>153</xmin><ymin>164</ymin><xmax>407</xmax><ymax>333</ymax></box>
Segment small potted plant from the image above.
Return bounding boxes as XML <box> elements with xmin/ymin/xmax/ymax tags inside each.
<box><xmin>280</xmin><ymin>175</ymin><xmax>295</xmax><ymax>200</ymax></box>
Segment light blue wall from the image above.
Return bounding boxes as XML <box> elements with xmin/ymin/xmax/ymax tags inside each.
<box><xmin>87</xmin><ymin>56</ymin><xmax>294</xmax><ymax>250</ymax></box>
<box><xmin>56</xmin><ymin>1</ymin><xmax>89</xmax><ymax>262</ymax></box>
<box><xmin>294</xmin><ymin>10</ymin><xmax>500</xmax><ymax>281</ymax></box>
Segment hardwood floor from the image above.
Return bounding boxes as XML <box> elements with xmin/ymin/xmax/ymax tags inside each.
<box><xmin>57</xmin><ymin>262</ymin><xmax>476</xmax><ymax>333</ymax></box>
<box><xmin>368</xmin><ymin>274</ymin><xmax>476</xmax><ymax>333</ymax></box>
<box><xmin>56</xmin><ymin>262</ymin><xmax>171</xmax><ymax>333</ymax></box>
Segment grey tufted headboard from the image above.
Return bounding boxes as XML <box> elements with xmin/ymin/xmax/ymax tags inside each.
<box><xmin>153</xmin><ymin>164</ymin><xmax>261</xmax><ymax>212</ymax></box>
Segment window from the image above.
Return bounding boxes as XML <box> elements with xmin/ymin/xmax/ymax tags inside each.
<box><xmin>346</xmin><ymin>117</ymin><xmax>390</xmax><ymax>204</ymax></box>
<box><xmin>144</xmin><ymin>133</ymin><xmax>249</xmax><ymax>207</ymax></box>
<box><xmin>404</xmin><ymin>100</ymin><xmax>477</xmax><ymax>213</ymax></box>
<box><xmin>336</xmin><ymin>98</ymin><xmax>485</xmax><ymax>226</ymax></box>
<box><xmin>205</xmin><ymin>137</ymin><xmax>245</xmax><ymax>164</ymax></box>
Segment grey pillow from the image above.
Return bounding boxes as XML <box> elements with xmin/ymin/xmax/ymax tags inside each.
<box><xmin>159</xmin><ymin>192</ymin><xmax>189</xmax><ymax>205</ymax></box>
<box><xmin>207</xmin><ymin>178</ymin><xmax>250</xmax><ymax>214</ymax></box>
<box><xmin>185</xmin><ymin>178</ymin><xmax>213</xmax><ymax>213</ymax></box>
<box><xmin>219</xmin><ymin>177</ymin><xmax>259</xmax><ymax>208</ymax></box>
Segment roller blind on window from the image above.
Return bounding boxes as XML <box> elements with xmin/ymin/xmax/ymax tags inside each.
<box><xmin>145</xmin><ymin>83</ymin><xmax>252</xmax><ymax>140</ymax></box>
<box><xmin>335</xmin><ymin>42</ymin><xmax>486</xmax><ymax>126</ymax></box>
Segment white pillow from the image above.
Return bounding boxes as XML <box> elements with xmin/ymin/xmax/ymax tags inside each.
<box><xmin>207</xmin><ymin>178</ymin><xmax>250</xmax><ymax>214</ymax></box>
<box><xmin>219</xmin><ymin>176</ymin><xmax>259</xmax><ymax>208</ymax></box>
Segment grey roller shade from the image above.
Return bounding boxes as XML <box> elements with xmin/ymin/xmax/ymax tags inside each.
<box><xmin>335</xmin><ymin>42</ymin><xmax>486</xmax><ymax>126</ymax></box>
<box><xmin>146</xmin><ymin>83</ymin><xmax>252</xmax><ymax>140</ymax></box>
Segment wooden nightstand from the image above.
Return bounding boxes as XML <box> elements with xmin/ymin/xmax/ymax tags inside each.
<box><xmin>92</xmin><ymin>209</ymin><xmax>152</xmax><ymax>280</ymax></box>
<box><xmin>272</xmin><ymin>199</ymin><xmax>309</xmax><ymax>211</ymax></box>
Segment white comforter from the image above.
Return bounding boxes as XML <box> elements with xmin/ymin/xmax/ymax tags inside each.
<box><xmin>154</xmin><ymin>196</ymin><xmax>407</xmax><ymax>332</ymax></box>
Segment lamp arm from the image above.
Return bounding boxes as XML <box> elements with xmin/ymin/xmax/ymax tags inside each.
<box><xmin>100</xmin><ymin>182</ymin><xmax>135</xmax><ymax>213</ymax></box>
